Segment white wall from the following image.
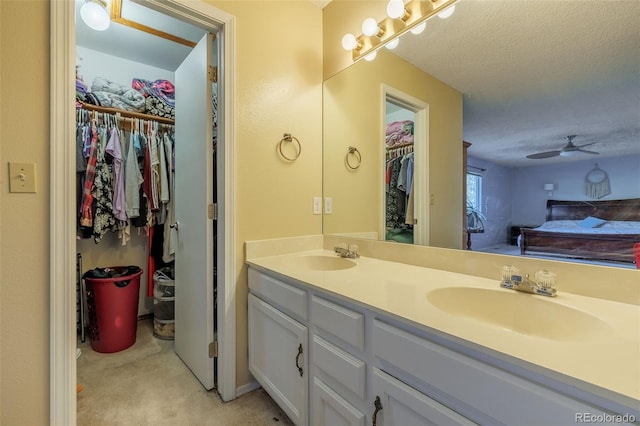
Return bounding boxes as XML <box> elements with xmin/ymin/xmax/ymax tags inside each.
<box><xmin>511</xmin><ymin>154</ymin><xmax>640</xmax><ymax>225</ymax></box>
<box><xmin>75</xmin><ymin>46</ymin><xmax>176</xmax><ymax>316</ymax></box>
<box><xmin>76</xmin><ymin>45</ymin><xmax>174</xmax><ymax>91</ymax></box>
<box><xmin>467</xmin><ymin>156</ymin><xmax>513</xmax><ymax>249</ymax></box>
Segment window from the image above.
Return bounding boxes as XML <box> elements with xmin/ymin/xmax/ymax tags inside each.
<box><xmin>466</xmin><ymin>172</ymin><xmax>482</xmax><ymax>213</ymax></box>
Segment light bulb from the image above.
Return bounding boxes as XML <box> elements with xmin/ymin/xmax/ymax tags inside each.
<box><xmin>341</xmin><ymin>33</ymin><xmax>358</xmax><ymax>51</ymax></box>
<box><xmin>80</xmin><ymin>0</ymin><xmax>110</xmax><ymax>31</ymax></box>
<box><xmin>410</xmin><ymin>22</ymin><xmax>426</xmax><ymax>35</ymax></box>
<box><xmin>386</xmin><ymin>0</ymin><xmax>405</xmax><ymax>19</ymax></box>
<box><xmin>385</xmin><ymin>38</ymin><xmax>400</xmax><ymax>50</ymax></box>
<box><xmin>437</xmin><ymin>4</ymin><xmax>456</xmax><ymax>19</ymax></box>
<box><xmin>364</xmin><ymin>51</ymin><xmax>378</xmax><ymax>61</ymax></box>
<box><xmin>362</xmin><ymin>18</ymin><xmax>380</xmax><ymax>37</ymax></box>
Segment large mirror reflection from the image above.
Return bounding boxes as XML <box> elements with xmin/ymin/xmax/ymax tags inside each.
<box><xmin>322</xmin><ymin>0</ymin><xmax>639</xmax><ymax>268</ymax></box>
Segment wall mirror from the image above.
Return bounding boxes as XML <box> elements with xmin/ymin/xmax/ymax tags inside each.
<box><xmin>322</xmin><ymin>0</ymin><xmax>639</xmax><ymax>268</ymax></box>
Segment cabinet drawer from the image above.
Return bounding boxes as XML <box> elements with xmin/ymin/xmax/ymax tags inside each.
<box><xmin>313</xmin><ymin>335</ymin><xmax>366</xmax><ymax>399</ymax></box>
<box><xmin>373</xmin><ymin>320</ymin><xmax>608</xmax><ymax>425</ymax></box>
<box><xmin>249</xmin><ymin>268</ymin><xmax>307</xmax><ymax>321</ymax></box>
<box><xmin>311</xmin><ymin>295</ymin><xmax>364</xmax><ymax>351</ymax></box>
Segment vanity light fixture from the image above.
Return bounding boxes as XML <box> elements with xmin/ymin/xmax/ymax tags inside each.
<box><xmin>410</xmin><ymin>21</ymin><xmax>427</xmax><ymax>35</ymax></box>
<box><xmin>341</xmin><ymin>0</ymin><xmax>458</xmax><ymax>62</ymax></box>
<box><xmin>80</xmin><ymin>0</ymin><xmax>111</xmax><ymax>31</ymax></box>
<box><xmin>385</xmin><ymin>38</ymin><xmax>400</xmax><ymax>50</ymax></box>
<box><xmin>437</xmin><ymin>4</ymin><xmax>456</xmax><ymax>19</ymax></box>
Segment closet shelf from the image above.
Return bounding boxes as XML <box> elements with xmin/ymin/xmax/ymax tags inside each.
<box><xmin>386</xmin><ymin>141</ymin><xmax>414</xmax><ymax>150</ymax></box>
<box><xmin>77</xmin><ymin>101</ymin><xmax>175</xmax><ymax>125</ymax></box>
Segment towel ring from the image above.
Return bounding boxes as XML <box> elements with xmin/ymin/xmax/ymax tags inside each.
<box><xmin>278</xmin><ymin>133</ymin><xmax>301</xmax><ymax>161</ymax></box>
<box><xmin>345</xmin><ymin>146</ymin><xmax>361</xmax><ymax>170</ymax></box>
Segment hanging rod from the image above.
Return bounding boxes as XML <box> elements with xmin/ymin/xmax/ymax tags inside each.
<box><xmin>78</xmin><ymin>101</ymin><xmax>175</xmax><ymax>125</ymax></box>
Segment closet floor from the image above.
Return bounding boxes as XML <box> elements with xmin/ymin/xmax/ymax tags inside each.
<box><xmin>77</xmin><ymin>318</ymin><xmax>292</xmax><ymax>425</ymax></box>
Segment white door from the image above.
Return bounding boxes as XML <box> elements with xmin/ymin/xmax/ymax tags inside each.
<box><xmin>174</xmin><ymin>33</ymin><xmax>215</xmax><ymax>390</ymax></box>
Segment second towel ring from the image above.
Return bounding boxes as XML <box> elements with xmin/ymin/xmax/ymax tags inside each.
<box><xmin>346</xmin><ymin>146</ymin><xmax>361</xmax><ymax>170</ymax></box>
<box><xmin>278</xmin><ymin>133</ymin><xmax>301</xmax><ymax>161</ymax></box>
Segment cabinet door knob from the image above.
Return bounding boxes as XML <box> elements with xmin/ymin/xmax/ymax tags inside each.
<box><xmin>372</xmin><ymin>395</ymin><xmax>383</xmax><ymax>426</ymax></box>
<box><xmin>295</xmin><ymin>343</ymin><xmax>304</xmax><ymax>377</ymax></box>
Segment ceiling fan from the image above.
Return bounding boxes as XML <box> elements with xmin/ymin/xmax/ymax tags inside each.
<box><xmin>526</xmin><ymin>135</ymin><xmax>600</xmax><ymax>159</ymax></box>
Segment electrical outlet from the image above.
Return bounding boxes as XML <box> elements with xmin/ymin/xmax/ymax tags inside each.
<box><xmin>313</xmin><ymin>197</ymin><xmax>322</xmax><ymax>214</ymax></box>
<box><xmin>324</xmin><ymin>197</ymin><xmax>333</xmax><ymax>214</ymax></box>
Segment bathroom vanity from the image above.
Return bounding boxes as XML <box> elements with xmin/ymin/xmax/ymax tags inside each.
<box><xmin>246</xmin><ymin>247</ymin><xmax>640</xmax><ymax>426</ymax></box>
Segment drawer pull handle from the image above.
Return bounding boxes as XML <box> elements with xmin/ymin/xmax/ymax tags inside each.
<box><xmin>372</xmin><ymin>395</ymin><xmax>382</xmax><ymax>426</ymax></box>
<box><xmin>295</xmin><ymin>343</ymin><xmax>304</xmax><ymax>377</ymax></box>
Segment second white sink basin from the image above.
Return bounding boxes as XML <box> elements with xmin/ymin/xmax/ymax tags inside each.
<box><xmin>427</xmin><ymin>287</ymin><xmax>613</xmax><ymax>341</ymax></box>
<box><xmin>290</xmin><ymin>255</ymin><xmax>357</xmax><ymax>271</ymax></box>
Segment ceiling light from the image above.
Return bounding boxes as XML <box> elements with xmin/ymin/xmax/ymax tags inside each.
<box><xmin>385</xmin><ymin>38</ymin><xmax>400</xmax><ymax>50</ymax></box>
<box><xmin>341</xmin><ymin>33</ymin><xmax>359</xmax><ymax>51</ymax></box>
<box><xmin>81</xmin><ymin>0</ymin><xmax>110</xmax><ymax>31</ymax></box>
<box><xmin>362</xmin><ymin>18</ymin><xmax>382</xmax><ymax>37</ymax></box>
<box><xmin>386</xmin><ymin>0</ymin><xmax>406</xmax><ymax>19</ymax></box>
<box><xmin>559</xmin><ymin>150</ymin><xmax>581</xmax><ymax>157</ymax></box>
<box><xmin>437</xmin><ymin>4</ymin><xmax>456</xmax><ymax>19</ymax></box>
<box><xmin>410</xmin><ymin>22</ymin><xmax>427</xmax><ymax>35</ymax></box>
<box><xmin>364</xmin><ymin>51</ymin><xmax>378</xmax><ymax>61</ymax></box>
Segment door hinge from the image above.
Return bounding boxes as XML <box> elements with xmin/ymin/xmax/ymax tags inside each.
<box><xmin>207</xmin><ymin>65</ymin><xmax>217</xmax><ymax>83</ymax></box>
<box><xmin>208</xmin><ymin>203</ymin><xmax>218</xmax><ymax>220</ymax></box>
<box><xmin>209</xmin><ymin>341</ymin><xmax>218</xmax><ymax>358</ymax></box>
<box><xmin>413</xmin><ymin>218</ymin><xmax>418</xmax><ymax>225</ymax></box>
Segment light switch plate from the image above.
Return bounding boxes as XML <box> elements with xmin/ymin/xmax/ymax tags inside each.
<box><xmin>313</xmin><ymin>196</ymin><xmax>322</xmax><ymax>215</ymax></box>
<box><xmin>9</xmin><ymin>162</ymin><xmax>37</xmax><ymax>193</ymax></box>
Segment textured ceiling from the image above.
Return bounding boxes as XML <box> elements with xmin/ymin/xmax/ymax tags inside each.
<box><xmin>391</xmin><ymin>0</ymin><xmax>640</xmax><ymax>166</ymax></box>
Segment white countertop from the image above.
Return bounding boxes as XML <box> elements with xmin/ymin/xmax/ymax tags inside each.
<box><xmin>246</xmin><ymin>249</ymin><xmax>640</xmax><ymax>405</ymax></box>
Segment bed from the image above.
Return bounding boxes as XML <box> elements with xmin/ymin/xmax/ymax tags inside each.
<box><xmin>519</xmin><ymin>198</ymin><xmax>640</xmax><ymax>263</ymax></box>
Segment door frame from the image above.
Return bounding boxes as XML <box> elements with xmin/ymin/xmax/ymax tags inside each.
<box><xmin>381</xmin><ymin>84</ymin><xmax>429</xmax><ymax>246</ymax></box>
<box><xmin>49</xmin><ymin>1</ymin><xmax>236</xmax><ymax>424</ymax></box>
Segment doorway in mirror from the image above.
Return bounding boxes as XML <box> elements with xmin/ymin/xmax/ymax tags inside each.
<box><xmin>383</xmin><ymin>87</ymin><xmax>429</xmax><ymax>246</ymax></box>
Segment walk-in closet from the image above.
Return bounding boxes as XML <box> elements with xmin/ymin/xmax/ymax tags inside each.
<box><xmin>74</xmin><ymin>0</ymin><xmax>223</xmax><ymax>418</ymax></box>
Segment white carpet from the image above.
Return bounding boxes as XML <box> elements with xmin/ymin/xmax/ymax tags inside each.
<box><xmin>77</xmin><ymin>319</ymin><xmax>292</xmax><ymax>425</ymax></box>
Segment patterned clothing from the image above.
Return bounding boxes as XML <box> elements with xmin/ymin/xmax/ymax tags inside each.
<box><xmin>92</xmin><ymin>126</ymin><xmax>117</xmax><ymax>243</ymax></box>
<box><xmin>80</xmin><ymin>120</ymin><xmax>99</xmax><ymax>227</ymax></box>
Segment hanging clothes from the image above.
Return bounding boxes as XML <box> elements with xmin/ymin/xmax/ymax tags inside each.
<box><xmin>91</xmin><ymin>125</ymin><xmax>118</xmax><ymax>243</ymax></box>
<box><xmin>79</xmin><ymin>119</ymin><xmax>100</xmax><ymax>228</ymax></box>
<box><xmin>105</xmin><ymin>124</ymin><xmax>127</xmax><ymax>221</ymax></box>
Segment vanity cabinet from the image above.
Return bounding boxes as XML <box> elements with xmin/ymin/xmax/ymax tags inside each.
<box><xmin>248</xmin><ymin>269</ymin><xmax>309</xmax><ymax>426</ymax></box>
<box><xmin>248</xmin><ymin>266</ymin><xmax>626</xmax><ymax>426</ymax></box>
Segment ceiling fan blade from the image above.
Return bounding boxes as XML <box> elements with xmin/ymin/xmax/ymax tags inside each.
<box><xmin>577</xmin><ymin>149</ymin><xmax>599</xmax><ymax>155</ymax></box>
<box><xmin>526</xmin><ymin>150</ymin><xmax>561</xmax><ymax>159</ymax></box>
<box><xmin>575</xmin><ymin>142</ymin><xmax>597</xmax><ymax>149</ymax></box>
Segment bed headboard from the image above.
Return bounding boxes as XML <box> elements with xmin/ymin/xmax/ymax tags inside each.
<box><xmin>546</xmin><ymin>198</ymin><xmax>640</xmax><ymax>222</ymax></box>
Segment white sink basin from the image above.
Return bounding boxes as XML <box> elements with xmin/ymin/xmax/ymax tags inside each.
<box><xmin>427</xmin><ymin>287</ymin><xmax>612</xmax><ymax>341</ymax></box>
<box><xmin>290</xmin><ymin>255</ymin><xmax>357</xmax><ymax>271</ymax></box>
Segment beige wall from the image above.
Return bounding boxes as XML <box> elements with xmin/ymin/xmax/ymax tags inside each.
<box><xmin>0</xmin><ymin>0</ymin><xmax>322</xmax><ymax>422</ymax></box>
<box><xmin>0</xmin><ymin>1</ymin><xmax>51</xmax><ymax>425</ymax></box>
<box><xmin>323</xmin><ymin>49</ymin><xmax>463</xmax><ymax>248</ymax></box>
<box><xmin>211</xmin><ymin>0</ymin><xmax>323</xmax><ymax>389</ymax></box>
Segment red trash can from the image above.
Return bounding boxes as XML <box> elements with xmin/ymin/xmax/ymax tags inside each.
<box><xmin>83</xmin><ymin>266</ymin><xmax>143</xmax><ymax>353</ymax></box>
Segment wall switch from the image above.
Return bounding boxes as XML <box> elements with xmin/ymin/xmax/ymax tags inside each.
<box><xmin>9</xmin><ymin>162</ymin><xmax>37</xmax><ymax>193</ymax></box>
<box><xmin>313</xmin><ymin>197</ymin><xmax>322</xmax><ymax>215</ymax></box>
<box><xmin>324</xmin><ymin>197</ymin><xmax>333</xmax><ymax>214</ymax></box>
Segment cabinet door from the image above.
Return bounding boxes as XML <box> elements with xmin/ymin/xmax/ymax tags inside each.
<box><xmin>313</xmin><ymin>377</ymin><xmax>365</xmax><ymax>426</ymax></box>
<box><xmin>370</xmin><ymin>368</ymin><xmax>475</xmax><ymax>426</ymax></box>
<box><xmin>248</xmin><ymin>294</ymin><xmax>308</xmax><ymax>425</ymax></box>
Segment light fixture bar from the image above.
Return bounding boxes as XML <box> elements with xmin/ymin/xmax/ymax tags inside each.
<box><xmin>350</xmin><ymin>0</ymin><xmax>459</xmax><ymax>62</ymax></box>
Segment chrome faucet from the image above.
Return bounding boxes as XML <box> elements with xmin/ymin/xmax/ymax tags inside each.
<box><xmin>500</xmin><ymin>267</ymin><xmax>557</xmax><ymax>297</ymax></box>
<box><xmin>334</xmin><ymin>243</ymin><xmax>360</xmax><ymax>259</ymax></box>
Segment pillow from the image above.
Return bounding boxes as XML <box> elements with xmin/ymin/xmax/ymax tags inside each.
<box><xmin>578</xmin><ymin>216</ymin><xmax>607</xmax><ymax>228</ymax></box>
